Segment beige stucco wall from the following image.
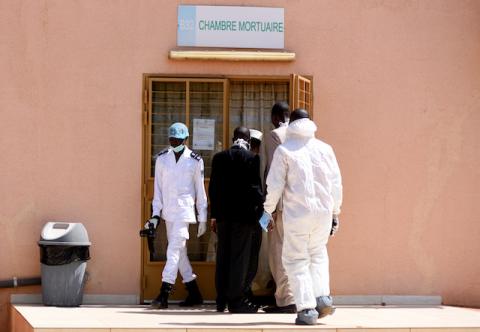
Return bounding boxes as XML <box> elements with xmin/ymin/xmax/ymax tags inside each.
<box><xmin>1</xmin><ymin>0</ymin><xmax>479</xmax><ymax>327</ymax></box>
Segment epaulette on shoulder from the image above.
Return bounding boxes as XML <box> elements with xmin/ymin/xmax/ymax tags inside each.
<box><xmin>190</xmin><ymin>151</ymin><xmax>202</xmax><ymax>161</ymax></box>
<box><xmin>153</xmin><ymin>149</ymin><xmax>169</xmax><ymax>160</ymax></box>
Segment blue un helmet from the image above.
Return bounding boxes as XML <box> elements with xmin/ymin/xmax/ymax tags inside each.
<box><xmin>168</xmin><ymin>122</ymin><xmax>189</xmax><ymax>139</ymax></box>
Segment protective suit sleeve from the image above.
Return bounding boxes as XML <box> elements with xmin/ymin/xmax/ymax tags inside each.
<box><xmin>328</xmin><ymin>146</ymin><xmax>343</xmax><ymax>215</ymax></box>
<box><xmin>264</xmin><ymin>147</ymin><xmax>288</xmax><ymax>215</ymax></box>
<box><xmin>194</xmin><ymin>158</ymin><xmax>208</xmax><ymax>222</ymax></box>
<box><xmin>151</xmin><ymin>158</ymin><xmax>163</xmax><ymax>217</ymax></box>
<box><xmin>197</xmin><ymin>221</ymin><xmax>207</xmax><ymax>237</ymax></box>
<box><xmin>265</xmin><ymin>130</ymin><xmax>282</xmax><ymax>176</ymax></box>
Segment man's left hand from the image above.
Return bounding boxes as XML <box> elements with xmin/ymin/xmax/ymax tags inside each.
<box><xmin>330</xmin><ymin>215</ymin><xmax>340</xmax><ymax>236</ymax></box>
<box><xmin>259</xmin><ymin>211</ymin><xmax>273</xmax><ymax>232</ymax></box>
<box><xmin>144</xmin><ymin>215</ymin><xmax>160</xmax><ymax>229</ymax></box>
<box><xmin>267</xmin><ymin>220</ymin><xmax>275</xmax><ymax>232</ymax></box>
<box><xmin>197</xmin><ymin>222</ymin><xmax>207</xmax><ymax>238</ymax></box>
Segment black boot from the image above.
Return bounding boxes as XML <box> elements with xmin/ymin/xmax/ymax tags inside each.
<box><xmin>150</xmin><ymin>282</ymin><xmax>173</xmax><ymax>309</ymax></box>
<box><xmin>228</xmin><ymin>297</ymin><xmax>259</xmax><ymax>313</ymax></box>
<box><xmin>179</xmin><ymin>279</ymin><xmax>203</xmax><ymax>307</ymax></box>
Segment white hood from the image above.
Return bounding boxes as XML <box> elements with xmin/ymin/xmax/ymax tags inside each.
<box><xmin>286</xmin><ymin>118</ymin><xmax>317</xmax><ymax>139</ymax></box>
<box><xmin>264</xmin><ymin>116</ymin><xmax>343</xmax><ymax>220</ymax></box>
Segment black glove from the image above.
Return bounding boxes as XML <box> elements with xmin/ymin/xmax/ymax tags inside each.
<box><xmin>144</xmin><ymin>215</ymin><xmax>160</xmax><ymax>229</ymax></box>
<box><xmin>330</xmin><ymin>215</ymin><xmax>339</xmax><ymax>236</ymax></box>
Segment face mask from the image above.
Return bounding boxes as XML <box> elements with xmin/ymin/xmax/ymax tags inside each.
<box><xmin>233</xmin><ymin>138</ymin><xmax>250</xmax><ymax>150</ymax></box>
<box><xmin>171</xmin><ymin>144</ymin><xmax>185</xmax><ymax>153</ymax></box>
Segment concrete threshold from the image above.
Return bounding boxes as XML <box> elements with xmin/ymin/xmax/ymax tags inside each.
<box><xmin>11</xmin><ymin>303</ymin><xmax>480</xmax><ymax>332</ymax></box>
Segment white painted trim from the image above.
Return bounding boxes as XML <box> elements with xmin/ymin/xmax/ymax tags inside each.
<box><xmin>11</xmin><ymin>294</ymin><xmax>139</xmax><ymax>305</ymax></box>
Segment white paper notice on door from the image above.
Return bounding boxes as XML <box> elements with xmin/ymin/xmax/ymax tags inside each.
<box><xmin>192</xmin><ymin>118</ymin><xmax>215</xmax><ymax>150</ymax></box>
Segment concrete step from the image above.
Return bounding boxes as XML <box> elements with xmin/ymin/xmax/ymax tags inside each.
<box><xmin>12</xmin><ymin>304</ymin><xmax>480</xmax><ymax>332</ymax></box>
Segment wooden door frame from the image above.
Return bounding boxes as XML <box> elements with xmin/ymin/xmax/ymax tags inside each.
<box><xmin>140</xmin><ymin>74</ymin><xmax>312</xmax><ymax>302</ymax></box>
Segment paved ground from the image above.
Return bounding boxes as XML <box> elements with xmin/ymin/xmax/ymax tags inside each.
<box><xmin>12</xmin><ymin>304</ymin><xmax>480</xmax><ymax>331</ymax></box>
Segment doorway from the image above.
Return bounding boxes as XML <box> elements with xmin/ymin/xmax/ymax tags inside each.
<box><xmin>141</xmin><ymin>75</ymin><xmax>312</xmax><ymax>302</ymax></box>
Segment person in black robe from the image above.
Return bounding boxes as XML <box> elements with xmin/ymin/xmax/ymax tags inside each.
<box><xmin>209</xmin><ymin>126</ymin><xmax>264</xmax><ymax>313</ymax></box>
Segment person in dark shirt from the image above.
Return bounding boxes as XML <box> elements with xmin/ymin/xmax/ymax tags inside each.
<box><xmin>245</xmin><ymin>129</ymin><xmax>264</xmax><ymax>303</ymax></box>
<box><xmin>209</xmin><ymin>126</ymin><xmax>264</xmax><ymax>313</ymax></box>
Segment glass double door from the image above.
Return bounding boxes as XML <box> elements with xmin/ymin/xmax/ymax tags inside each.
<box><xmin>141</xmin><ymin>75</ymin><xmax>311</xmax><ymax>302</ymax></box>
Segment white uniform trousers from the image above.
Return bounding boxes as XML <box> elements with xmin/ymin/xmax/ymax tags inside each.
<box><xmin>162</xmin><ymin>221</ymin><xmax>196</xmax><ymax>285</ymax></box>
<box><xmin>282</xmin><ymin>213</ymin><xmax>331</xmax><ymax>311</ymax></box>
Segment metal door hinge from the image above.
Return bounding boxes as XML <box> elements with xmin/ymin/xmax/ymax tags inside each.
<box><xmin>143</xmin><ymin>89</ymin><xmax>149</xmax><ymax>125</ymax></box>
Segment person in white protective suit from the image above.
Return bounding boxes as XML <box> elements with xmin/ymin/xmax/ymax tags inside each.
<box><xmin>145</xmin><ymin>122</ymin><xmax>208</xmax><ymax>309</ymax></box>
<box><xmin>262</xmin><ymin>109</ymin><xmax>343</xmax><ymax>325</ymax></box>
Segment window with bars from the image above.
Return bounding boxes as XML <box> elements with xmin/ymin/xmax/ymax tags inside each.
<box><xmin>229</xmin><ymin>81</ymin><xmax>289</xmax><ymax>140</ymax></box>
<box><xmin>150</xmin><ymin>81</ymin><xmax>187</xmax><ymax>177</ymax></box>
<box><xmin>291</xmin><ymin>74</ymin><xmax>312</xmax><ymax>112</ymax></box>
<box><xmin>149</xmin><ymin>80</ymin><xmax>225</xmax><ymax>179</ymax></box>
<box><xmin>189</xmin><ymin>82</ymin><xmax>225</xmax><ymax>179</ymax></box>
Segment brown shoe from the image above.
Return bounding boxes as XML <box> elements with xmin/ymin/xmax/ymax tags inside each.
<box><xmin>263</xmin><ymin>304</ymin><xmax>297</xmax><ymax>313</ymax></box>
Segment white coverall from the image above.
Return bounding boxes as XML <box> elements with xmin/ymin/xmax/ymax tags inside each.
<box><xmin>152</xmin><ymin>146</ymin><xmax>208</xmax><ymax>285</ymax></box>
<box><xmin>264</xmin><ymin>118</ymin><xmax>342</xmax><ymax>311</ymax></box>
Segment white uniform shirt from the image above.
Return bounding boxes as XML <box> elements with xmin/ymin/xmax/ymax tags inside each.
<box><xmin>152</xmin><ymin>147</ymin><xmax>208</xmax><ymax>223</ymax></box>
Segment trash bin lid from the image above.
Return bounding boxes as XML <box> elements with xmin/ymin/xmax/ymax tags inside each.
<box><xmin>38</xmin><ymin>222</ymin><xmax>91</xmax><ymax>246</ymax></box>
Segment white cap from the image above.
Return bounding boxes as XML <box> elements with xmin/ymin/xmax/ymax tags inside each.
<box><xmin>250</xmin><ymin>129</ymin><xmax>263</xmax><ymax>141</ymax></box>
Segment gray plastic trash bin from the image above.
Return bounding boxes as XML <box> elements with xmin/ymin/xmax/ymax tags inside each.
<box><xmin>38</xmin><ymin>222</ymin><xmax>91</xmax><ymax>306</ymax></box>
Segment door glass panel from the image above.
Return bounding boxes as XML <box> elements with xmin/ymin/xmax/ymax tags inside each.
<box><xmin>229</xmin><ymin>81</ymin><xmax>289</xmax><ymax>142</ymax></box>
<box><xmin>187</xmin><ymin>81</ymin><xmax>225</xmax><ymax>261</ymax></box>
<box><xmin>149</xmin><ymin>80</ymin><xmax>187</xmax><ymax>261</ymax></box>
<box><xmin>189</xmin><ymin>82</ymin><xmax>225</xmax><ymax>178</ymax></box>
<box><xmin>150</xmin><ymin>81</ymin><xmax>186</xmax><ymax>177</ymax></box>
<box><xmin>148</xmin><ymin>80</ymin><xmax>225</xmax><ymax>262</ymax></box>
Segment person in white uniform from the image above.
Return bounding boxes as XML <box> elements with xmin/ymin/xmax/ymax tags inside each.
<box><xmin>145</xmin><ymin>122</ymin><xmax>208</xmax><ymax>309</ymax></box>
<box><xmin>262</xmin><ymin>109</ymin><xmax>343</xmax><ymax>325</ymax></box>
